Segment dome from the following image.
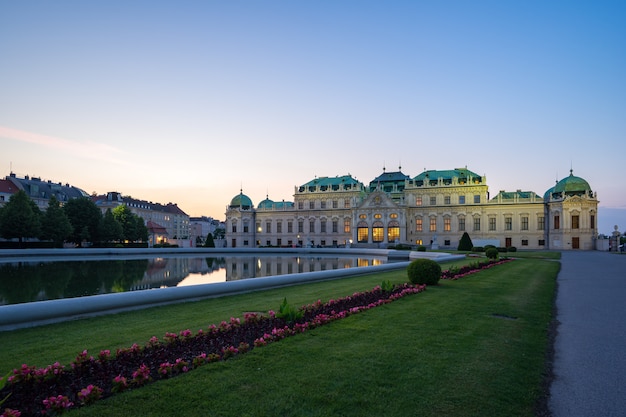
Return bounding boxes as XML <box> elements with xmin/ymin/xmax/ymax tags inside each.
<box><xmin>257</xmin><ymin>197</ymin><xmax>274</xmax><ymax>209</ymax></box>
<box><xmin>229</xmin><ymin>192</ymin><xmax>253</xmax><ymax>209</ymax></box>
<box><xmin>545</xmin><ymin>170</ymin><xmax>592</xmax><ymax>199</ymax></box>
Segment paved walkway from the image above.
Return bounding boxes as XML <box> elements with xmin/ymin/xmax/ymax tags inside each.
<box><xmin>549</xmin><ymin>251</ymin><xmax>626</xmax><ymax>417</ymax></box>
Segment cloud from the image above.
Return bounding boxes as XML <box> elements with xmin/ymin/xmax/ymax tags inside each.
<box><xmin>0</xmin><ymin>125</ymin><xmax>129</xmax><ymax>165</ymax></box>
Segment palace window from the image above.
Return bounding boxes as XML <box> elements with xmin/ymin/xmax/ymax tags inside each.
<box><xmin>332</xmin><ymin>200</ymin><xmax>338</xmax><ymax>208</ymax></box>
<box><xmin>309</xmin><ymin>201</ymin><xmax>315</xmax><ymax>209</ymax></box>
<box><xmin>430</xmin><ymin>196</ymin><xmax>436</xmax><ymax>205</ymax></box>
<box><xmin>266</xmin><ymin>222</ymin><xmax>271</xmax><ymax>233</ymax></box>
<box><xmin>344</xmin><ymin>218</ymin><xmax>351</xmax><ymax>233</ymax></box>
<box><xmin>298</xmin><ymin>201</ymin><xmax>303</xmax><ymax>210</ymax></box>
<box><xmin>539</xmin><ymin>239</ymin><xmax>545</xmax><ymax>246</ymax></box>
<box><xmin>590</xmin><ymin>214</ymin><xmax>595</xmax><ymax>229</ymax></box>
<box><xmin>359</xmin><ymin>214</ymin><xmax>367</xmax><ymax>219</ymax></box>
<box><xmin>473</xmin><ymin>217</ymin><xmax>481</xmax><ymax>231</ymax></box>
<box><xmin>538</xmin><ymin>216</ymin><xmax>545</xmax><ymax>230</ymax></box>
<box><xmin>444</xmin><ymin>217</ymin><xmax>451</xmax><ymax>232</ymax></box>
<box><xmin>489</xmin><ymin>217</ymin><xmax>496</xmax><ymax>231</ymax></box>
<box><xmin>277</xmin><ymin>221</ymin><xmax>282</xmax><ymax>233</ymax></box>
<box><xmin>444</xmin><ymin>196</ymin><xmax>451</xmax><ymax>205</ymax></box>
<box><xmin>416</xmin><ymin>218</ymin><xmax>423</xmax><ymax>232</ymax></box>
<box><xmin>554</xmin><ymin>215</ymin><xmax>560</xmax><ymax>230</ymax></box>
<box><xmin>388</xmin><ymin>221</ymin><xmax>400</xmax><ymax>242</ymax></box>
<box><xmin>332</xmin><ymin>220</ymin><xmax>338</xmax><ymax>233</ymax></box>
<box><xmin>505</xmin><ymin>217</ymin><xmax>512</xmax><ymax>231</ymax></box>
<box><xmin>357</xmin><ymin>222</ymin><xmax>368</xmax><ymax>243</ymax></box>
<box><xmin>429</xmin><ymin>217</ymin><xmax>437</xmax><ymax>232</ymax></box>
<box><xmin>372</xmin><ymin>221</ymin><xmax>384</xmax><ymax>242</ymax></box>
<box><xmin>572</xmin><ymin>215</ymin><xmax>579</xmax><ymax>229</ymax></box>
<box><xmin>474</xmin><ymin>195</ymin><xmax>481</xmax><ymax>203</ymax></box>
<box><xmin>309</xmin><ymin>219</ymin><xmax>315</xmax><ymax>233</ymax></box>
<box><xmin>458</xmin><ymin>218</ymin><xmax>465</xmax><ymax>231</ymax></box>
<box><xmin>374</xmin><ymin>213</ymin><xmax>382</xmax><ymax>219</ymax></box>
<box><xmin>416</xmin><ymin>196</ymin><xmax>422</xmax><ymax>206</ymax></box>
<box><xmin>344</xmin><ymin>198</ymin><xmax>351</xmax><ymax>208</ymax></box>
<box><xmin>521</xmin><ymin>216</ymin><xmax>529</xmax><ymax>231</ymax></box>
<box><xmin>459</xmin><ymin>195</ymin><xmax>465</xmax><ymax>204</ymax></box>
<box><xmin>321</xmin><ymin>220</ymin><xmax>327</xmax><ymax>233</ymax></box>
<box><xmin>321</xmin><ymin>201</ymin><xmax>326</xmax><ymax>209</ymax></box>
<box><xmin>298</xmin><ymin>220</ymin><xmax>304</xmax><ymax>233</ymax></box>
<box><xmin>390</xmin><ymin>213</ymin><xmax>398</xmax><ymax>219</ymax></box>
<box><xmin>522</xmin><ymin>239</ymin><xmax>529</xmax><ymax>246</ymax></box>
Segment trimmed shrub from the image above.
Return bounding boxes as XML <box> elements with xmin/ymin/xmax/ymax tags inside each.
<box><xmin>472</xmin><ymin>246</ymin><xmax>484</xmax><ymax>252</ymax></box>
<box><xmin>484</xmin><ymin>244</ymin><xmax>496</xmax><ymax>250</ymax></box>
<box><xmin>508</xmin><ymin>246</ymin><xmax>517</xmax><ymax>252</ymax></box>
<box><xmin>407</xmin><ymin>258</ymin><xmax>441</xmax><ymax>285</ymax></box>
<box><xmin>486</xmin><ymin>247</ymin><xmax>499</xmax><ymax>260</ymax></box>
<box><xmin>458</xmin><ymin>232</ymin><xmax>473</xmax><ymax>251</ymax></box>
<box><xmin>497</xmin><ymin>247</ymin><xmax>508</xmax><ymax>253</ymax></box>
<box><xmin>417</xmin><ymin>245</ymin><xmax>427</xmax><ymax>252</ymax></box>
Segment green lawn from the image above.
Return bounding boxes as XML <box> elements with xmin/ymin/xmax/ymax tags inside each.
<box><xmin>1</xmin><ymin>257</ymin><xmax>559</xmax><ymax>416</ymax></box>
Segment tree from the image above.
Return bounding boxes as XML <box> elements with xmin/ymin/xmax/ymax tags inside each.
<box><xmin>40</xmin><ymin>195</ymin><xmax>73</xmax><ymax>246</ymax></box>
<box><xmin>213</xmin><ymin>227</ymin><xmax>225</xmax><ymax>240</ymax></box>
<box><xmin>134</xmin><ymin>215</ymin><xmax>148</xmax><ymax>242</ymax></box>
<box><xmin>112</xmin><ymin>205</ymin><xmax>136</xmax><ymax>242</ymax></box>
<box><xmin>64</xmin><ymin>197</ymin><xmax>102</xmax><ymax>246</ymax></box>
<box><xmin>204</xmin><ymin>232</ymin><xmax>215</xmax><ymax>247</ymax></box>
<box><xmin>99</xmin><ymin>208</ymin><xmax>123</xmax><ymax>243</ymax></box>
<box><xmin>0</xmin><ymin>190</ymin><xmax>41</xmax><ymax>246</ymax></box>
<box><xmin>458</xmin><ymin>232</ymin><xmax>473</xmax><ymax>251</ymax></box>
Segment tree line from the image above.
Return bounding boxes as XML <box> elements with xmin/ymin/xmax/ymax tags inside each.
<box><xmin>0</xmin><ymin>190</ymin><xmax>148</xmax><ymax>247</ymax></box>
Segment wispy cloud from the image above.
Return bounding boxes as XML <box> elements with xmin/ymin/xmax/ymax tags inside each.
<box><xmin>0</xmin><ymin>125</ymin><xmax>129</xmax><ymax>165</ymax></box>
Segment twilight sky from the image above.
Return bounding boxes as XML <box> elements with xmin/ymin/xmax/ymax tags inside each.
<box><xmin>1</xmin><ymin>1</ymin><xmax>624</xmax><ymax>234</ymax></box>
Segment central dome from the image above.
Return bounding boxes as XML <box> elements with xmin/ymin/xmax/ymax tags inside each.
<box><xmin>545</xmin><ymin>170</ymin><xmax>593</xmax><ymax>199</ymax></box>
<box><xmin>229</xmin><ymin>192</ymin><xmax>253</xmax><ymax>209</ymax></box>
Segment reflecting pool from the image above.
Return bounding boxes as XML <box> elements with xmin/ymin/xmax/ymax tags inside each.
<box><xmin>0</xmin><ymin>255</ymin><xmax>387</xmax><ymax>306</ymax></box>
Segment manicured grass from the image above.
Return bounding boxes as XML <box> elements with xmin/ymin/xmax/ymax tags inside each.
<box><xmin>1</xmin><ymin>259</ymin><xmax>559</xmax><ymax>416</ymax></box>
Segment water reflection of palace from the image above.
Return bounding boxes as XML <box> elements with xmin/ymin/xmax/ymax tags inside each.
<box><xmin>130</xmin><ymin>257</ymin><xmax>224</xmax><ymax>290</ymax></box>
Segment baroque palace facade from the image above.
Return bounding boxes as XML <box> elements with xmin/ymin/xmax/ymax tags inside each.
<box><xmin>225</xmin><ymin>167</ymin><xmax>598</xmax><ymax>251</ymax></box>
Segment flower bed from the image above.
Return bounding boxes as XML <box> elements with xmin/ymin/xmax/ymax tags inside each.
<box><xmin>441</xmin><ymin>258</ymin><xmax>513</xmax><ymax>280</ymax></box>
<box><xmin>0</xmin><ymin>258</ymin><xmax>511</xmax><ymax>416</ymax></box>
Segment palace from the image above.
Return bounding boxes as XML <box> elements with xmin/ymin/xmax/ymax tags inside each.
<box><xmin>225</xmin><ymin>167</ymin><xmax>598</xmax><ymax>250</ymax></box>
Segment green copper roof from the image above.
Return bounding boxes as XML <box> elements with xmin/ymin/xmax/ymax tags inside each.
<box><xmin>553</xmin><ymin>170</ymin><xmax>591</xmax><ymax>194</ymax></box>
<box><xmin>299</xmin><ymin>175</ymin><xmax>362</xmax><ymax>192</ymax></box>
<box><xmin>229</xmin><ymin>192</ymin><xmax>253</xmax><ymax>209</ymax></box>
<box><xmin>413</xmin><ymin>168</ymin><xmax>482</xmax><ymax>185</ymax></box>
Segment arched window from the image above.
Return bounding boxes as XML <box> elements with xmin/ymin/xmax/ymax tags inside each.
<box><xmin>388</xmin><ymin>220</ymin><xmax>400</xmax><ymax>242</ymax></box>
<box><xmin>372</xmin><ymin>221</ymin><xmax>384</xmax><ymax>243</ymax></box>
<box><xmin>357</xmin><ymin>221</ymin><xmax>369</xmax><ymax>243</ymax></box>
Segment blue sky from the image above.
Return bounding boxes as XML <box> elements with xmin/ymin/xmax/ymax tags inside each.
<box><xmin>1</xmin><ymin>1</ymin><xmax>624</xmax><ymax>234</ymax></box>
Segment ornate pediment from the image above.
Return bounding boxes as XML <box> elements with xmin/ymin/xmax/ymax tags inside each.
<box><xmin>358</xmin><ymin>191</ymin><xmax>398</xmax><ymax>209</ymax></box>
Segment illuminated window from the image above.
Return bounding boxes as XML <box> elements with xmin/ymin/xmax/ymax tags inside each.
<box><xmin>416</xmin><ymin>196</ymin><xmax>422</xmax><ymax>206</ymax></box>
<box><xmin>521</xmin><ymin>216</ymin><xmax>529</xmax><ymax>230</ymax></box>
<box><xmin>430</xmin><ymin>217</ymin><xmax>436</xmax><ymax>232</ymax></box>
<box><xmin>374</xmin><ymin>213</ymin><xmax>382</xmax><ymax>219</ymax></box>
<box><xmin>344</xmin><ymin>198</ymin><xmax>351</xmax><ymax>208</ymax></box>
<box><xmin>416</xmin><ymin>218</ymin><xmax>423</xmax><ymax>232</ymax></box>
<box><xmin>372</xmin><ymin>221</ymin><xmax>384</xmax><ymax>242</ymax></box>
<box><xmin>390</xmin><ymin>213</ymin><xmax>398</xmax><ymax>219</ymax></box>
<box><xmin>357</xmin><ymin>221</ymin><xmax>368</xmax><ymax>243</ymax></box>
<box><xmin>359</xmin><ymin>214</ymin><xmax>367</xmax><ymax>219</ymax></box>
<box><xmin>388</xmin><ymin>221</ymin><xmax>400</xmax><ymax>242</ymax></box>
<box><xmin>444</xmin><ymin>218</ymin><xmax>451</xmax><ymax>231</ymax></box>
<box><xmin>489</xmin><ymin>217</ymin><xmax>496</xmax><ymax>231</ymax></box>
<box><xmin>344</xmin><ymin>218</ymin><xmax>351</xmax><ymax>233</ymax></box>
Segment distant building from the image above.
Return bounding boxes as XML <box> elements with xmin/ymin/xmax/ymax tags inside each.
<box><xmin>225</xmin><ymin>167</ymin><xmax>598</xmax><ymax>250</ymax></box>
<box><xmin>1</xmin><ymin>173</ymin><xmax>89</xmax><ymax>209</ymax></box>
<box><xmin>91</xmin><ymin>192</ymin><xmax>190</xmax><ymax>247</ymax></box>
<box><xmin>189</xmin><ymin>216</ymin><xmax>225</xmax><ymax>247</ymax></box>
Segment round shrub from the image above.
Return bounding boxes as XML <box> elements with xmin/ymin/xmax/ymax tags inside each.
<box><xmin>486</xmin><ymin>247</ymin><xmax>499</xmax><ymax>260</ymax></box>
<box><xmin>417</xmin><ymin>245</ymin><xmax>427</xmax><ymax>252</ymax></box>
<box><xmin>407</xmin><ymin>258</ymin><xmax>441</xmax><ymax>285</ymax></box>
